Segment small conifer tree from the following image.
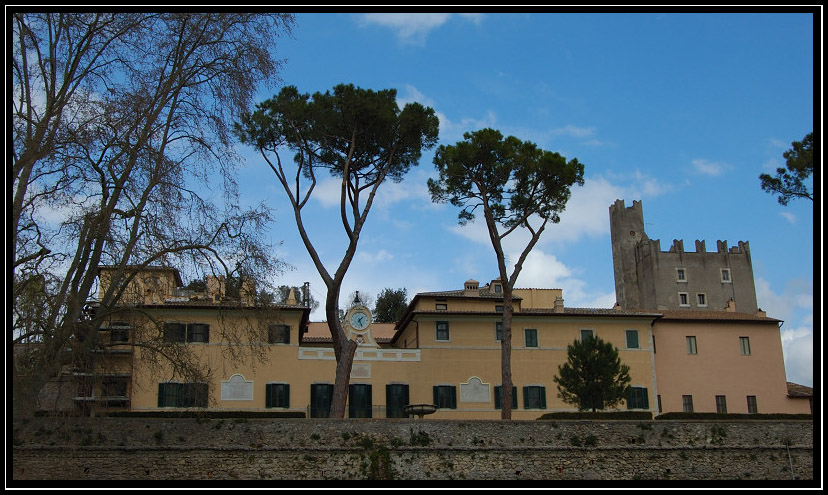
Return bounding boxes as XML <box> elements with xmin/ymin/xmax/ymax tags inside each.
<box><xmin>554</xmin><ymin>335</ymin><xmax>631</xmax><ymax>411</ymax></box>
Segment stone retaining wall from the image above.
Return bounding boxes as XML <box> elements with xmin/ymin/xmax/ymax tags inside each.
<box><xmin>11</xmin><ymin>417</ymin><xmax>813</xmax><ymax>481</ymax></box>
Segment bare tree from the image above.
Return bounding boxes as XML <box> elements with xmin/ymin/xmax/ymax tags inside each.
<box><xmin>11</xmin><ymin>13</ymin><xmax>295</xmax><ymax>416</ymax></box>
<box><xmin>236</xmin><ymin>84</ymin><xmax>439</xmax><ymax>417</ymax></box>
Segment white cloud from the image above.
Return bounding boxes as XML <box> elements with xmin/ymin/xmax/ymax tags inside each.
<box><xmin>780</xmin><ymin>325</ymin><xmax>814</xmax><ymax>387</ymax></box>
<box><xmin>510</xmin><ymin>249</ymin><xmax>614</xmax><ymax>308</ymax></box>
<box><xmin>691</xmin><ymin>158</ymin><xmax>730</xmax><ymax>176</ymax></box>
<box><xmin>754</xmin><ymin>276</ymin><xmax>814</xmax><ymax>387</ymax></box>
<box><xmin>549</xmin><ymin>124</ymin><xmax>597</xmax><ymax>139</ymax></box>
<box><xmin>779</xmin><ymin>211</ymin><xmax>797</xmax><ymax>224</ymax></box>
<box><xmin>311</xmin><ymin>177</ymin><xmax>343</xmax><ymax>209</ymax></box>
<box><xmin>358</xmin><ymin>13</ymin><xmax>483</xmax><ymax>44</ymax></box>
<box><xmin>357</xmin><ymin>249</ymin><xmax>394</xmax><ymax>264</ymax></box>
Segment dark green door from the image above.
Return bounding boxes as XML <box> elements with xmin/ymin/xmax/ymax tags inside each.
<box><xmin>310</xmin><ymin>383</ymin><xmax>334</xmax><ymax>418</ymax></box>
<box><xmin>386</xmin><ymin>384</ymin><xmax>410</xmax><ymax>418</ymax></box>
<box><xmin>348</xmin><ymin>384</ymin><xmax>372</xmax><ymax>418</ymax></box>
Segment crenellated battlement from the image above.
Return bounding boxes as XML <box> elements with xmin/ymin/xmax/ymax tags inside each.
<box><xmin>660</xmin><ymin>238</ymin><xmax>750</xmax><ymax>255</ymax></box>
<box><xmin>609</xmin><ymin>199</ymin><xmax>757</xmax><ymax>313</ymax></box>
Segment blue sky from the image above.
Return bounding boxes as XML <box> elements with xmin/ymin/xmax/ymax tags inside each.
<box><xmin>233</xmin><ymin>13</ymin><xmax>816</xmax><ymax>387</ymax></box>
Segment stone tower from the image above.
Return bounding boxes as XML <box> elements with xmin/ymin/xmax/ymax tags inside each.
<box><xmin>609</xmin><ymin>199</ymin><xmax>758</xmax><ymax>313</ymax></box>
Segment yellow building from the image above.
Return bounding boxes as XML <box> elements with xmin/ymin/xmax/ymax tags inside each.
<box><xmin>79</xmin><ymin>267</ymin><xmax>807</xmax><ymax>419</ymax></box>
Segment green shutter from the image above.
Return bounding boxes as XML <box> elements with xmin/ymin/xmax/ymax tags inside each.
<box><xmin>265</xmin><ymin>384</ymin><xmax>273</xmax><ymax>408</ymax></box>
<box><xmin>522</xmin><ymin>387</ymin><xmax>529</xmax><ymax>409</ymax></box>
<box><xmin>494</xmin><ymin>386</ymin><xmax>502</xmax><ymax>409</ymax></box>
<box><xmin>450</xmin><ymin>386</ymin><xmax>457</xmax><ymax>409</ymax></box>
<box><xmin>284</xmin><ymin>384</ymin><xmax>290</xmax><ymax>408</ymax></box>
<box><xmin>540</xmin><ymin>387</ymin><xmax>547</xmax><ymax>409</ymax></box>
<box><xmin>158</xmin><ymin>383</ymin><xmax>167</xmax><ymax>407</ymax></box>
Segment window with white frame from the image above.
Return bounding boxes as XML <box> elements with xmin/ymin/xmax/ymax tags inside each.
<box><xmin>721</xmin><ymin>268</ymin><xmax>732</xmax><ymax>283</ymax></box>
<box><xmin>676</xmin><ymin>268</ymin><xmax>687</xmax><ymax>282</ymax></box>
<box><xmin>696</xmin><ymin>293</ymin><xmax>707</xmax><ymax>307</ymax></box>
<box><xmin>678</xmin><ymin>292</ymin><xmax>690</xmax><ymax>307</ymax></box>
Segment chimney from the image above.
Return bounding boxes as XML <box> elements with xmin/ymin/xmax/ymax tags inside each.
<box><xmin>553</xmin><ymin>296</ymin><xmax>565</xmax><ymax>313</ymax></box>
<box><xmin>240</xmin><ymin>278</ymin><xmax>256</xmax><ymax>306</ymax></box>
<box><xmin>724</xmin><ymin>298</ymin><xmax>736</xmax><ymax>312</ymax></box>
<box><xmin>286</xmin><ymin>288</ymin><xmax>298</xmax><ymax>305</ymax></box>
<box><xmin>464</xmin><ymin>279</ymin><xmax>480</xmax><ymax>297</ymax></box>
<box><xmin>206</xmin><ymin>275</ymin><xmax>226</xmax><ymax>301</ymax></box>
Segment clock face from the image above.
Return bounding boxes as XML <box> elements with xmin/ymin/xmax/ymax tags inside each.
<box><xmin>349</xmin><ymin>310</ymin><xmax>369</xmax><ymax>331</ymax></box>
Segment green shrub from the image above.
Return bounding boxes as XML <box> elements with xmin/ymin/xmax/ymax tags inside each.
<box><xmin>537</xmin><ymin>411</ymin><xmax>652</xmax><ymax>420</ymax></box>
<box><xmin>655</xmin><ymin>412</ymin><xmax>812</xmax><ymax>421</ymax></box>
<box><xmin>103</xmin><ymin>410</ymin><xmax>306</xmax><ymax>419</ymax></box>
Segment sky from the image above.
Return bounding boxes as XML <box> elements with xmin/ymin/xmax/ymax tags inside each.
<box><xmin>231</xmin><ymin>12</ymin><xmax>817</xmax><ymax>387</ymax></box>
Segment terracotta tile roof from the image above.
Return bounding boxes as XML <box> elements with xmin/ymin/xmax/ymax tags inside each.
<box><xmin>302</xmin><ymin>322</ymin><xmax>397</xmax><ymax>343</ymax></box>
<box><xmin>786</xmin><ymin>382</ymin><xmax>813</xmax><ymax>398</ymax></box>
<box><xmin>656</xmin><ymin>309</ymin><xmax>781</xmax><ymax>323</ymax></box>
<box><xmin>522</xmin><ymin>307</ymin><xmax>661</xmax><ymax>317</ymax></box>
<box><xmin>415</xmin><ymin>289</ymin><xmax>519</xmax><ymax>300</ymax></box>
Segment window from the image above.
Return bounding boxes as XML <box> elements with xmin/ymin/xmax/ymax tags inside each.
<box><xmin>433</xmin><ymin>385</ymin><xmax>457</xmax><ymax>409</ymax></box>
<box><xmin>524</xmin><ymin>329</ymin><xmax>538</xmax><ymax>348</ymax></box>
<box><xmin>163</xmin><ymin>323</ymin><xmax>186</xmax><ymax>342</ymax></box>
<box><xmin>109</xmin><ymin>321</ymin><xmax>130</xmax><ymax>343</ymax></box>
<box><xmin>187</xmin><ymin>323</ymin><xmax>210</xmax><ymax>343</ymax></box>
<box><xmin>657</xmin><ymin>395</ymin><xmax>662</xmax><ymax>413</ymax></box>
<box><xmin>739</xmin><ymin>336</ymin><xmax>751</xmax><ymax>356</ymax></box>
<box><xmin>686</xmin><ymin>336</ymin><xmax>698</xmax><ymax>355</ymax></box>
<box><xmin>626</xmin><ymin>330</ymin><xmax>639</xmax><ymax>349</ymax></box>
<box><xmin>494</xmin><ymin>385</ymin><xmax>518</xmax><ymax>409</ymax></box>
<box><xmin>746</xmin><ymin>395</ymin><xmax>758</xmax><ymax>414</ymax></box>
<box><xmin>435</xmin><ymin>303</ymin><xmax>447</xmax><ymax>311</ymax></box>
<box><xmin>523</xmin><ymin>386</ymin><xmax>547</xmax><ymax>409</ymax></box>
<box><xmin>678</xmin><ymin>292</ymin><xmax>689</xmax><ymax>307</ymax></box>
<box><xmin>682</xmin><ymin>395</ymin><xmax>694</xmax><ymax>413</ymax></box>
<box><xmin>626</xmin><ymin>387</ymin><xmax>649</xmax><ymax>409</ymax></box>
<box><xmin>310</xmin><ymin>383</ymin><xmax>334</xmax><ymax>418</ymax></box>
<box><xmin>158</xmin><ymin>382</ymin><xmax>208</xmax><ymax>408</ymax></box>
<box><xmin>495</xmin><ymin>322</ymin><xmax>503</xmax><ymax>341</ymax></box>
<box><xmin>348</xmin><ymin>384</ymin><xmax>372</xmax><ymax>418</ymax></box>
<box><xmin>265</xmin><ymin>383</ymin><xmax>290</xmax><ymax>408</ymax></box>
<box><xmin>696</xmin><ymin>293</ymin><xmax>707</xmax><ymax>307</ymax></box>
<box><xmin>102</xmin><ymin>378</ymin><xmax>128</xmax><ymax>398</ymax></box>
<box><xmin>495</xmin><ymin>305</ymin><xmax>504</xmax><ymax>313</ymax></box>
<box><xmin>386</xmin><ymin>384</ymin><xmax>410</xmax><ymax>418</ymax></box>
<box><xmin>163</xmin><ymin>322</ymin><xmax>209</xmax><ymax>343</ymax></box>
<box><xmin>580</xmin><ymin>329</ymin><xmax>594</xmax><ymax>341</ymax></box>
<box><xmin>715</xmin><ymin>395</ymin><xmax>727</xmax><ymax>413</ymax></box>
<box><xmin>493</xmin><ymin>283</ymin><xmax>502</xmax><ymax>294</ymax></box>
<box><xmin>268</xmin><ymin>324</ymin><xmax>290</xmax><ymax>344</ymax></box>
<box><xmin>721</xmin><ymin>268</ymin><xmax>731</xmax><ymax>283</ymax></box>
<box><xmin>435</xmin><ymin>321</ymin><xmax>450</xmax><ymax>341</ymax></box>
<box><xmin>676</xmin><ymin>268</ymin><xmax>687</xmax><ymax>282</ymax></box>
